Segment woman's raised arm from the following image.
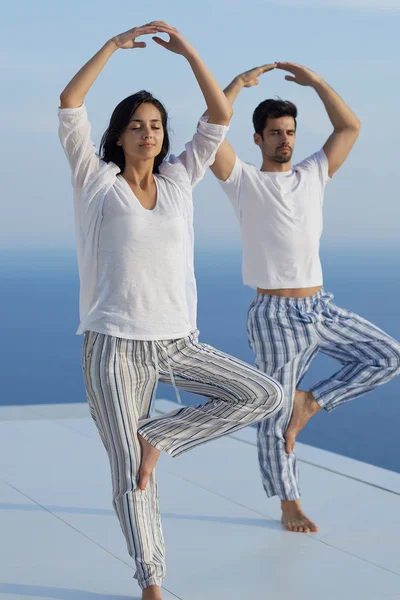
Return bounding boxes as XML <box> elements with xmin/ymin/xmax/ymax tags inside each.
<box><xmin>152</xmin><ymin>22</ymin><xmax>233</xmax><ymax>125</ymax></box>
<box><xmin>60</xmin><ymin>24</ymin><xmax>158</xmax><ymax>108</ymax></box>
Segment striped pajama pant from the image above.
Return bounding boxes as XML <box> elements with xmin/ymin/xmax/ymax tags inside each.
<box><xmin>82</xmin><ymin>329</ymin><xmax>283</xmax><ymax>589</ymax></box>
<box><xmin>247</xmin><ymin>289</ymin><xmax>400</xmax><ymax>501</ymax></box>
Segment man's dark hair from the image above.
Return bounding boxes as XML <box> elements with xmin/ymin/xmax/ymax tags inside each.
<box><xmin>100</xmin><ymin>90</ymin><xmax>170</xmax><ymax>174</ymax></box>
<box><xmin>252</xmin><ymin>99</ymin><xmax>297</xmax><ymax>136</ymax></box>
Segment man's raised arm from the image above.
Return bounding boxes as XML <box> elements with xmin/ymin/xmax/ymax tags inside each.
<box><xmin>276</xmin><ymin>62</ymin><xmax>360</xmax><ymax>178</ymax></box>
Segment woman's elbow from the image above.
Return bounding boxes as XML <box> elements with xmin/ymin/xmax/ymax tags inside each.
<box><xmin>59</xmin><ymin>91</ymin><xmax>82</xmax><ymax>109</ymax></box>
<box><xmin>225</xmin><ymin>106</ymin><xmax>234</xmax><ymax>122</ymax></box>
<box><xmin>209</xmin><ymin>107</ymin><xmax>233</xmax><ymax>126</ymax></box>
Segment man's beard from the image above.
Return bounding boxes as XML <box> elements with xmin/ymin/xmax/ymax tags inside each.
<box><xmin>272</xmin><ymin>146</ymin><xmax>293</xmax><ymax>164</ymax></box>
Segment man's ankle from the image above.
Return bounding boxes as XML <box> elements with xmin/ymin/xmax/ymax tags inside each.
<box><xmin>305</xmin><ymin>391</ymin><xmax>321</xmax><ymax>412</ymax></box>
<box><xmin>281</xmin><ymin>499</ymin><xmax>301</xmax><ymax>508</ymax></box>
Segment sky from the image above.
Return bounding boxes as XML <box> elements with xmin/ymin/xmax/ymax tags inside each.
<box><xmin>1</xmin><ymin>0</ymin><xmax>400</xmax><ymax>251</ymax></box>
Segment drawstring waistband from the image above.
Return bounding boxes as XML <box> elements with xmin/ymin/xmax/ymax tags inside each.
<box><xmin>150</xmin><ymin>341</ymin><xmax>183</xmax><ymax>407</ymax></box>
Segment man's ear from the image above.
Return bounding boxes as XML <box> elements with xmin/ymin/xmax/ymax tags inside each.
<box><xmin>254</xmin><ymin>132</ymin><xmax>263</xmax><ymax>147</ymax></box>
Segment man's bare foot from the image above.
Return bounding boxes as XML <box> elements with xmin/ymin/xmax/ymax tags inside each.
<box><xmin>137</xmin><ymin>433</ymin><xmax>161</xmax><ymax>491</ymax></box>
<box><xmin>281</xmin><ymin>499</ymin><xmax>319</xmax><ymax>533</ymax></box>
<box><xmin>142</xmin><ymin>585</ymin><xmax>163</xmax><ymax>600</ymax></box>
<box><xmin>285</xmin><ymin>389</ymin><xmax>321</xmax><ymax>453</ymax></box>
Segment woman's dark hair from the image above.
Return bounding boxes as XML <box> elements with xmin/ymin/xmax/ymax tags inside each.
<box><xmin>99</xmin><ymin>90</ymin><xmax>170</xmax><ymax>174</ymax></box>
<box><xmin>252</xmin><ymin>99</ymin><xmax>297</xmax><ymax>136</ymax></box>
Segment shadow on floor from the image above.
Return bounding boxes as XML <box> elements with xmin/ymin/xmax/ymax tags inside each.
<box><xmin>162</xmin><ymin>512</ymin><xmax>282</xmax><ymax>530</ymax></box>
<box><xmin>0</xmin><ymin>503</ymin><xmax>280</xmax><ymax>529</ymax></box>
<box><xmin>0</xmin><ymin>583</ymin><xmax>139</xmax><ymax>600</ymax></box>
<box><xmin>0</xmin><ymin>503</ymin><xmax>114</xmax><ymax>516</ymax></box>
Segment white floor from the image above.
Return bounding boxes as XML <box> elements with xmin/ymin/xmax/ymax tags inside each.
<box><xmin>0</xmin><ymin>400</ymin><xmax>399</xmax><ymax>600</ymax></box>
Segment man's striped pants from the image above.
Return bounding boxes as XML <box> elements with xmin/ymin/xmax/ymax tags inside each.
<box><xmin>247</xmin><ymin>289</ymin><xmax>400</xmax><ymax>501</ymax></box>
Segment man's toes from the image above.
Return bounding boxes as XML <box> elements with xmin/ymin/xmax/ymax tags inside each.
<box><xmin>282</xmin><ymin>519</ymin><xmax>291</xmax><ymax>531</ymax></box>
<box><xmin>304</xmin><ymin>519</ymin><xmax>318</xmax><ymax>532</ymax></box>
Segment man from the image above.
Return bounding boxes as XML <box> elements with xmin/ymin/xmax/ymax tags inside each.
<box><xmin>209</xmin><ymin>62</ymin><xmax>400</xmax><ymax>533</ymax></box>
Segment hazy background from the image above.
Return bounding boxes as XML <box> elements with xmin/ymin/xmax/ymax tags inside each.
<box><xmin>1</xmin><ymin>0</ymin><xmax>399</xmax><ymax>472</ymax></box>
<box><xmin>2</xmin><ymin>0</ymin><xmax>400</xmax><ymax>250</ymax></box>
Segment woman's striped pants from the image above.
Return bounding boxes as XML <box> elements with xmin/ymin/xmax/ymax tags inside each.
<box><xmin>82</xmin><ymin>329</ymin><xmax>283</xmax><ymax>589</ymax></box>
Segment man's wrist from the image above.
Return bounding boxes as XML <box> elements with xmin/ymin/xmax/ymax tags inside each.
<box><xmin>106</xmin><ymin>38</ymin><xmax>119</xmax><ymax>52</ymax></box>
<box><xmin>232</xmin><ymin>75</ymin><xmax>245</xmax><ymax>88</ymax></box>
<box><xmin>225</xmin><ymin>76</ymin><xmax>245</xmax><ymax>93</ymax></box>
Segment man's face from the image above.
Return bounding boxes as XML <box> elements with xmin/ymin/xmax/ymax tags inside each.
<box><xmin>254</xmin><ymin>116</ymin><xmax>296</xmax><ymax>164</ymax></box>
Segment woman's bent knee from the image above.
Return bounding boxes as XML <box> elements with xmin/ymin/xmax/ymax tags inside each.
<box><xmin>261</xmin><ymin>379</ymin><xmax>284</xmax><ymax>413</ymax></box>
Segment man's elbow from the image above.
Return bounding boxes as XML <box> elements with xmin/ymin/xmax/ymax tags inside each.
<box><xmin>334</xmin><ymin>117</ymin><xmax>361</xmax><ymax>134</ymax></box>
<box><xmin>347</xmin><ymin>117</ymin><xmax>361</xmax><ymax>133</ymax></box>
<box><xmin>352</xmin><ymin>117</ymin><xmax>361</xmax><ymax>132</ymax></box>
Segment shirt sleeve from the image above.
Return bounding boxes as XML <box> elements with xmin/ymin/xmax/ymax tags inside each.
<box><xmin>173</xmin><ymin>118</ymin><xmax>230</xmax><ymax>189</ymax></box>
<box><xmin>295</xmin><ymin>149</ymin><xmax>331</xmax><ymax>187</ymax></box>
<box><xmin>218</xmin><ymin>155</ymin><xmax>244</xmax><ymax>219</ymax></box>
<box><xmin>58</xmin><ymin>104</ymin><xmax>102</xmax><ymax>189</ymax></box>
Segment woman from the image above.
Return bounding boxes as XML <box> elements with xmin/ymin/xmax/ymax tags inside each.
<box><xmin>59</xmin><ymin>22</ymin><xmax>283</xmax><ymax>600</ymax></box>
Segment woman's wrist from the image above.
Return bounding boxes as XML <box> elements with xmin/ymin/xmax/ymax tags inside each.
<box><xmin>184</xmin><ymin>47</ymin><xmax>201</xmax><ymax>64</ymax></box>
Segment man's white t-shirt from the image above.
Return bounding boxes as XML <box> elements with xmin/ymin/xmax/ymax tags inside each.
<box><xmin>219</xmin><ymin>150</ymin><xmax>330</xmax><ymax>289</ymax></box>
<box><xmin>58</xmin><ymin>105</ymin><xmax>228</xmax><ymax>340</ymax></box>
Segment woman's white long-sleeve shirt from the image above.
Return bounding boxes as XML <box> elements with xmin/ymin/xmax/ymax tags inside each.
<box><xmin>58</xmin><ymin>105</ymin><xmax>228</xmax><ymax>340</ymax></box>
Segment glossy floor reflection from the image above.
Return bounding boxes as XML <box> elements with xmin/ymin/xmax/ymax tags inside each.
<box><xmin>0</xmin><ymin>401</ymin><xmax>399</xmax><ymax>600</ymax></box>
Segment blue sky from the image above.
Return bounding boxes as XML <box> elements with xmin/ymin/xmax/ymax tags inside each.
<box><xmin>2</xmin><ymin>0</ymin><xmax>400</xmax><ymax>250</ymax></box>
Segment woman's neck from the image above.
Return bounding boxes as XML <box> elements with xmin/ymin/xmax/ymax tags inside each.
<box><xmin>122</xmin><ymin>160</ymin><xmax>155</xmax><ymax>188</ymax></box>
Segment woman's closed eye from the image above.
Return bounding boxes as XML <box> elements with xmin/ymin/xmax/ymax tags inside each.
<box><xmin>129</xmin><ymin>126</ymin><xmax>161</xmax><ymax>130</ymax></box>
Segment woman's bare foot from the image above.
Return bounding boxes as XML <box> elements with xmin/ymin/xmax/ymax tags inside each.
<box><xmin>142</xmin><ymin>585</ymin><xmax>163</xmax><ymax>600</ymax></box>
<box><xmin>285</xmin><ymin>389</ymin><xmax>321</xmax><ymax>453</ymax></box>
<box><xmin>137</xmin><ymin>433</ymin><xmax>161</xmax><ymax>491</ymax></box>
<box><xmin>281</xmin><ymin>500</ymin><xmax>319</xmax><ymax>533</ymax></box>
